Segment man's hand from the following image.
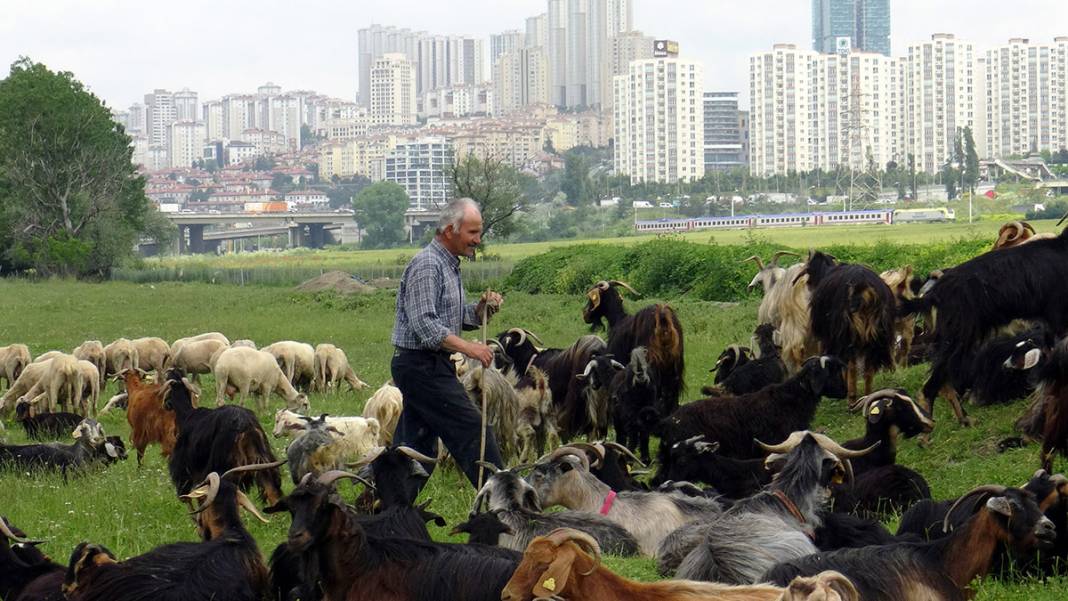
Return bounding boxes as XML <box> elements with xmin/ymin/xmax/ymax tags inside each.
<box><xmin>465</xmin><ymin>340</ymin><xmax>495</xmax><ymax>368</ymax></box>
<box><xmin>476</xmin><ymin>290</ymin><xmax>504</xmax><ymax>322</ymax></box>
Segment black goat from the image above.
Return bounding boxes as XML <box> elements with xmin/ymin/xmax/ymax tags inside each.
<box><xmin>496</xmin><ymin>329</ymin><xmax>607</xmax><ymax>441</ymax></box>
<box><xmin>655</xmin><ymin>436</ymin><xmax>770</xmax><ymax>499</ymax></box>
<box><xmin>583</xmin><ymin>280</ymin><xmax>685</xmax><ymax>419</ymax></box>
<box><xmin>162</xmin><ymin>369</ymin><xmax>283</xmax><ymax>505</ymax></box>
<box><xmin>902</xmin><ymin>228</ymin><xmax>1068</xmax><ymax>426</ymax></box>
<box><xmin>714</xmin><ymin>324</ymin><xmax>787</xmax><ymax>396</ymax></box>
<box><xmin>0</xmin><ymin>517</ymin><xmax>64</xmax><ymax>601</ymax></box>
<box><xmin>766</xmin><ymin>486</ymin><xmax>1056</xmax><ymax>601</ymax></box>
<box><xmin>965</xmin><ymin>326</ymin><xmax>1051</xmax><ymax>407</ymax></box>
<box><xmin>610</xmin><ymin>346</ymin><xmax>658</xmax><ymax>463</ymax></box>
<box><xmin>64</xmin><ymin>464</ymin><xmax>279</xmax><ymax>601</ymax></box>
<box><xmin>14</xmin><ymin>401</ymin><xmax>84</xmax><ymax>441</ymax></box>
<box><xmin>802</xmin><ymin>251</ymin><xmax>896</xmax><ymax>404</ymax></box>
<box><xmin>266</xmin><ymin>470</ymin><xmax>521</xmax><ymax>601</ymax></box>
<box><xmin>575</xmin><ymin>351</ymin><xmax>625</xmax><ymax>441</ymax></box>
<box><xmin>564</xmin><ymin>441</ymin><xmax>648</xmax><ymax>492</ymax></box>
<box><xmin>655</xmin><ymin>356</ymin><xmax>848</xmax><ymax>480</ymax></box>
<box><xmin>707</xmin><ymin>345</ymin><xmax>753</xmax><ymax>389</ymax></box>
<box><xmin>831</xmin><ymin>389</ymin><xmax>934</xmax><ymax>516</ymax></box>
<box><xmin>813</xmin><ymin>510</ymin><xmax>903</xmax><ymax>552</ymax></box>
<box><xmin>0</xmin><ymin>419</ymin><xmax>114</xmax><ymax>481</ymax></box>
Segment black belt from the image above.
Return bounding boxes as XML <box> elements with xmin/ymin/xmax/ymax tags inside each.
<box><xmin>394</xmin><ymin>347</ymin><xmax>451</xmax><ymax>359</ymax></box>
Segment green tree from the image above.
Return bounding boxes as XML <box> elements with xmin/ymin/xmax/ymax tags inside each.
<box><xmin>253</xmin><ymin>156</ymin><xmax>276</xmax><ymax>171</ymax></box>
<box><xmin>271</xmin><ymin>173</ymin><xmax>293</xmax><ymax>192</ymax></box>
<box><xmin>963</xmin><ymin>126</ymin><xmax>980</xmax><ymax>196</ymax></box>
<box><xmin>352</xmin><ymin>181</ymin><xmax>409</xmax><ymax>249</ymax></box>
<box><xmin>449</xmin><ymin>154</ymin><xmax>526</xmax><ymax>240</ymax></box>
<box><xmin>0</xmin><ymin>58</ymin><xmax>163</xmax><ymax>277</ymax></box>
<box><xmin>561</xmin><ymin>153</ymin><xmax>591</xmax><ymax>206</ymax></box>
<box><xmin>942</xmin><ymin>160</ymin><xmax>958</xmax><ymax>201</ymax></box>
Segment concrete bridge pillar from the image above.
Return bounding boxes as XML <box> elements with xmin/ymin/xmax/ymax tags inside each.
<box><xmin>306</xmin><ymin>223</ymin><xmax>326</xmax><ymax>249</ymax></box>
<box><xmin>288</xmin><ymin>223</ymin><xmax>304</xmax><ymax>249</ymax></box>
<box><xmin>187</xmin><ymin>224</ymin><xmax>207</xmax><ymax>254</ymax></box>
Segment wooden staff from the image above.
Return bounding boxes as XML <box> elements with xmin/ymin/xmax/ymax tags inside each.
<box><xmin>477</xmin><ymin>289</ymin><xmax>491</xmax><ymax>490</ymax></box>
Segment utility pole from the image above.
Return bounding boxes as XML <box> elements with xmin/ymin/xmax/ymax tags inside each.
<box><xmin>836</xmin><ymin>53</ymin><xmax>881</xmax><ymax>212</ymax></box>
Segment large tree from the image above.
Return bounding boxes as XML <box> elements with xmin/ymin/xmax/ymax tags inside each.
<box><xmin>351</xmin><ymin>181</ymin><xmax>409</xmax><ymax>249</ymax></box>
<box><xmin>0</xmin><ymin>58</ymin><xmax>162</xmax><ymax>277</ymax></box>
<box><xmin>449</xmin><ymin>153</ymin><xmax>526</xmax><ymax>240</ymax></box>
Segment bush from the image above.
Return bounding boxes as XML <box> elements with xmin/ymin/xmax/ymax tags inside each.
<box><xmin>505</xmin><ymin>236</ymin><xmax>992</xmax><ymax>302</ymax></box>
<box><xmin>1027</xmin><ymin>201</ymin><xmax>1068</xmax><ymax>220</ymax></box>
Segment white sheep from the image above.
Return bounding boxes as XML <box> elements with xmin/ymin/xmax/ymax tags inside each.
<box><xmin>313</xmin><ymin>344</ymin><xmax>368</xmax><ymax>392</ymax></box>
<box><xmin>170</xmin><ymin>332</ymin><xmax>230</xmax><ymax>358</ymax></box>
<box><xmin>214</xmin><ymin>346</ymin><xmax>309</xmax><ymax>411</ymax></box>
<box><xmin>0</xmin><ymin>344</ymin><xmax>31</xmax><ymax>391</ymax></box>
<box><xmin>262</xmin><ymin>341</ymin><xmax>316</xmax><ymax>391</ymax></box>
<box><xmin>0</xmin><ymin>359</ymin><xmax>52</xmax><ymax>415</ymax></box>
<box><xmin>167</xmin><ymin>339</ymin><xmax>229</xmax><ymax>382</ymax></box>
<box><xmin>231</xmin><ymin>339</ymin><xmax>257</xmax><ymax>349</ymax></box>
<box><xmin>104</xmin><ymin>338</ymin><xmax>140</xmax><ymax>378</ymax></box>
<box><xmin>31</xmin><ymin>352</ymin><xmax>84</xmax><ymax>414</ymax></box>
<box><xmin>362</xmin><ymin>382</ymin><xmax>403</xmax><ymax>445</ymax></box>
<box><xmin>73</xmin><ymin>341</ymin><xmax>107</xmax><ymax>389</ymax></box>
<box><xmin>75</xmin><ymin>360</ymin><xmax>101</xmax><ymax>416</ymax></box>
<box><xmin>275</xmin><ymin>410</ymin><xmax>381</xmax><ymax>476</ymax></box>
<box><xmin>130</xmin><ymin>337</ymin><xmax>171</xmax><ymax>375</ymax></box>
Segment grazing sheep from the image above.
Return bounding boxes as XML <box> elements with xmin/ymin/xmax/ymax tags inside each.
<box><xmin>130</xmin><ymin>337</ymin><xmax>171</xmax><ymax>375</ymax></box>
<box><xmin>103</xmin><ymin>338</ymin><xmax>139</xmax><ymax>378</ymax></box>
<box><xmin>30</xmin><ymin>353</ymin><xmax>85</xmax><ymax>415</ymax></box>
<box><xmin>167</xmin><ymin>339</ymin><xmax>229</xmax><ymax>383</ymax></box>
<box><xmin>72</xmin><ymin>341</ymin><xmax>106</xmax><ymax>389</ymax></box>
<box><xmin>261</xmin><ymin>341</ymin><xmax>316</xmax><ymax>391</ymax></box>
<box><xmin>313</xmin><ymin>343</ymin><xmax>368</xmax><ymax>392</ymax></box>
<box><xmin>0</xmin><ymin>343</ymin><xmax>31</xmax><ymax>391</ymax></box>
<box><xmin>169</xmin><ymin>332</ymin><xmax>230</xmax><ymax>357</ymax></box>
<box><xmin>213</xmin><ymin>347</ymin><xmax>309</xmax><ymax>411</ymax></box>
<box><xmin>362</xmin><ymin>382</ymin><xmax>403</xmax><ymax>446</ymax></box>
<box><xmin>0</xmin><ymin>359</ymin><xmax>53</xmax><ymax>416</ymax></box>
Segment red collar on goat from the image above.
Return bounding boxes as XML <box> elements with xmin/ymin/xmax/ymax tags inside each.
<box><xmin>598</xmin><ymin>490</ymin><xmax>617</xmax><ymax>516</ymax></box>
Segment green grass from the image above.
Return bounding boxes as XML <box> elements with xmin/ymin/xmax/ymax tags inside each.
<box><xmin>0</xmin><ymin>279</ymin><xmax>1065</xmax><ymax>598</ymax></box>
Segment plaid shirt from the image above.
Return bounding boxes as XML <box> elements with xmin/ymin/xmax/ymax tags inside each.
<box><xmin>391</xmin><ymin>238</ymin><xmax>481</xmax><ymax>351</ymax></box>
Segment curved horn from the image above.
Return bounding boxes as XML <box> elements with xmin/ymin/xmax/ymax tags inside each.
<box><xmin>317</xmin><ymin>470</ymin><xmax>376</xmax><ymax>490</ymax></box>
<box><xmin>579</xmin><ymin>360</ymin><xmax>596</xmax><ymax>378</ymax></box>
<box><xmin>545</xmin><ymin>527</ymin><xmax>602</xmax><ymax>564</ymax></box>
<box><xmin>607</xmin><ymin>280</ymin><xmax>640</xmax><ymax>296</ymax></box>
<box><xmin>236</xmin><ymin>491</ymin><xmax>270</xmax><ymax>524</ymax></box>
<box><xmin>807</xmin><ymin>432</ymin><xmax>882</xmax><ymax>459</ymax></box>
<box><xmin>849</xmin><ymin>388</ymin><xmax>898</xmax><ymax>413</ymax></box>
<box><xmin>742</xmin><ymin>255</ymin><xmax>765</xmax><ymax>270</ymax></box>
<box><xmin>219</xmin><ymin>459</ymin><xmax>287</xmax><ymax>481</ymax></box>
<box><xmin>0</xmin><ymin>518</ymin><xmax>38</xmax><ymax>545</ymax></box>
<box><xmin>506</xmin><ymin>327</ymin><xmax>528</xmax><ymax>347</ymax></box>
<box><xmin>522</xmin><ymin>329</ymin><xmax>545</xmax><ymax>347</ymax></box>
<box><xmin>475</xmin><ymin>460</ymin><xmax>501</xmax><ymax>475</ymax></box>
<box><xmin>538</xmin><ymin>446</ymin><xmax>591</xmax><ymax>472</ymax></box>
<box><xmin>396</xmin><ymin>446</ymin><xmax>439</xmax><ymax>464</ymax></box>
<box><xmin>184</xmin><ymin>472</ymin><xmax>221</xmax><ymax>514</ymax></box>
<box><xmin>1022</xmin><ymin>221</ymin><xmax>1036</xmax><ymax>234</ymax></box>
<box><xmin>600</xmin><ymin>441</ymin><xmax>647</xmax><ymax>468</ymax></box>
<box><xmin>770</xmin><ymin>250</ymin><xmax>801</xmax><ymax>266</ymax></box>
<box><xmin>943</xmin><ymin>485</ymin><xmax>1009</xmax><ymax>533</ymax></box>
<box><xmin>755</xmin><ymin>431</ymin><xmax>809</xmax><ymax>454</ymax></box>
<box><xmin>562</xmin><ymin>442</ymin><xmax>604</xmax><ymax>469</ymax></box>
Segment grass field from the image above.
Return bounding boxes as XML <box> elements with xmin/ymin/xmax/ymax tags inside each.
<box><xmin>0</xmin><ymin>278</ymin><xmax>1066</xmax><ymax>598</ymax></box>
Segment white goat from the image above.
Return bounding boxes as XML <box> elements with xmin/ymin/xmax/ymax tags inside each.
<box><xmin>362</xmin><ymin>382</ymin><xmax>403</xmax><ymax>446</ymax></box>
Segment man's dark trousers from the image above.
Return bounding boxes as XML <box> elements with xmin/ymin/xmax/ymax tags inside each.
<box><xmin>391</xmin><ymin>347</ymin><xmax>504</xmax><ymax>489</ymax></box>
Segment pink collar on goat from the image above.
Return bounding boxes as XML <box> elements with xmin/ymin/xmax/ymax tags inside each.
<box><xmin>599</xmin><ymin>490</ymin><xmax>617</xmax><ymax>515</ymax></box>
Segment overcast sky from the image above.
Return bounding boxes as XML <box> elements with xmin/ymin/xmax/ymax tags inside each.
<box><xmin>2</xmin><ymin>0</ymin><xmax>1066</xmax><ymax>111</ymax></box>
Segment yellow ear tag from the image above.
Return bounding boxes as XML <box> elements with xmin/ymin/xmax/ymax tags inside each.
<box><xmin>542</xmin><ymin>578</ymin><xmax>557</xmax><ymax>591</ymax></box>
<box><xmin>869</xmin><ymin>407</ymin><xmax>880</xmax><ymax>415</ymax></box>
<box><xmin>832</xmin><ymin>472</ymin><xmax>844</xmax><ymax>485</ymax></box>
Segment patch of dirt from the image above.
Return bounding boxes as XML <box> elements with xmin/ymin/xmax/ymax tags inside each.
<box><xmin>296</xmin><ymin>271</ymin><xmax>377</xmax><ymax>295</ymax></box>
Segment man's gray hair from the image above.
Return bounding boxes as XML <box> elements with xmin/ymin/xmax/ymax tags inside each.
<box><xmin>436</xmin><ymin>197</ymin><xmax>480</xmax><ymax>234</ymax></box>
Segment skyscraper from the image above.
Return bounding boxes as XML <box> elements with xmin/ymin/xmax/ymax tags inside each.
<box><xmin>370</xmin><ymin>53</ymin><xmax>417</xmax><ymax>126</ymax></box>
<box><xmin>812</xmin><ymin>0</ymin><xmax>890</xmax><ymax>56</ymax></box>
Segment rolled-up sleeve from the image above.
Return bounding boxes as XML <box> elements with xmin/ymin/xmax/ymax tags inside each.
<box><xmin>404</xmin><ymin>262</ymin><xmax>451</xmax><ymax>348</ymax></box>
<box><xmin>461</xmin><ymin>302</ymin><xmax>481</xmax><ymax>330</ymax></box>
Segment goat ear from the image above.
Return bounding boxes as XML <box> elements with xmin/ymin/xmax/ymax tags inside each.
<box><xmin>866</xmin><ymin>400</ymin><xmax>885</xmax><ymax>424</ymax></box>
<box><xmin>532</xmin><ymin>547</ymin><xmax>576</xmax><ymax>598</ymax></box>
<box><xmin>986</xmin><ymin>496</ymin><xmax>1014</xmax><ymax>518</ymax></box>
<box><xmin>523</xmin><ymin>488</ymin><xmax>543</xmax><ymax>512</ymax></box>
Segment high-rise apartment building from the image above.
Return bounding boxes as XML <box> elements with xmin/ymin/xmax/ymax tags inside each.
<box><xmin>984</xmin><ymin>37</ymin><xmax>1068</xmax><ymax>158</ymax></box>
<box><xmin>144</xmin><ymin>89</ymin><xmax>177</xmax><ymax>149</ymax></box>
<box><xmin>900</xmin><ymin>34</ymin><xmax>975</xmax><ymax>173</ymax></box>
<box><xmin>202</xmin><ymin>100</ymin><xmax>224</xmax><ymax>141</ymax></box>
<box><xmin>613</xmin><ymin>56</ymin><xmax>705</xmax><ymax>183</ymax></box>
<box><xmin>358</xmin><ymin>25</ymin><xmax>424</xmax><ymax>107</ymax></box>
<box><xmin>169</xmin><ymin>120</ymin><xmax>206</xmax><ymax>168</ymax></box>
<box><xmin>547</xmin><ymin>0</ymin><xmax>631</xmax><ymax>108</ymax></box>
<box><xmin>491</xmin><ymin>30</ymin><xmax>525</xmax><ymax>65</ymax></box>
<box><xmin>383</xmin><ymin>137</ymin><xmax>454</xmax><ymax>209</ymax></box>
<box><xmin>603</xmin><ymin>30</ymin><xmax>653</xmax><ymax>116</ymax></box>
<box><xmin>222</xmin><ymin>95</ymin><xmax>256</xmax><ymax>141</ymax></box>
<box><xmin>370</xmin><ymin>53</ymin><xmax>418</xmax><ymax>126</ymax></box>
<box><xmin>417</xmin><ymin>35</ymin><xmax>486</xmax><ymax>95</ymax></box>
<box><xmin>526</xmin><ymin>13</ymin><xmax>548</xmax><ymax>48</ymax></box>
<box><xmin>812</xmin><ymin>0</ymin><xmax>890</xmax><ymax>56</ymax></box>
<box><xmin>493</xmin><ymin>46</ymin><xmax>550</xmax><ymax>114</ymax></box>
<box><xmin>174</xmin><ymin>88</ymin><xmax>199</xmax><ymax>121</ymax></box>
<box><xmin>126</xmin><ymin>102</ymin><xmax>146</xmax><ymax>136</ymax></box>
<box><xmin>703</xmin><ymin>92</ymin><xmax>748</xmax><ymax>172</ymax></box>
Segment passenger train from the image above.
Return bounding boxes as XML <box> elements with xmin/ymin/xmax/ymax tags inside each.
<box><xmin>634</xmin><ymin>207</ymin><xmax>953</xmax><ymax>233</ymax></box>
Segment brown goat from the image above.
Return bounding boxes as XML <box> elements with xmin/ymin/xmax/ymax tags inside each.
<box><xmin>879</xmin><ymin>266</ymin><xmax>916</xmax><ymax>369</ymax></box>
<box><xmin>502</xmin><ymin>528</ymin><xmax>859</xmax><ymax>601</ymax></box>
<box><xmin>123</xmin><ymin>369</ymin><xmax>184</xmax><ymax>466</ymax></box>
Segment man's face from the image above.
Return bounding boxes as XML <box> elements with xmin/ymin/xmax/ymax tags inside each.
<box><xmin>444</xmin><ymin>207</ymin><xmax>482</xmax><ymax>259</ymax></box>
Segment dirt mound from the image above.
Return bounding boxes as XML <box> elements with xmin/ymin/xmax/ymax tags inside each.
<box><xmin>296</xmin><ymin>271</ymin><xmax>377</xmax><ymax>295</ymax></box>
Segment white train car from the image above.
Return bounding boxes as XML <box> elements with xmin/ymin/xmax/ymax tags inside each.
<box><xmin>634</xmin><ymin>209</ymin><xmax>894</xmax><ymax>233</ymax></box>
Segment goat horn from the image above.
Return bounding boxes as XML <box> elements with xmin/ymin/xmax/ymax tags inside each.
<box><xmin>236</xmin><ymin>491</ymin><xmax>270</xmax><ymax>524</ymax></box>
<box><xmin>396</xmin><ymin>446</ymin><xmax>439</xmax><ymax>464</ymax></box>
<box><xmin>607</xmin><ymin>280</ymin><xmax>640</xmax><ymax>296</ymax></box>
<box><xmin>1022</xmin><ymin>221</ymin><xmax>1036</xmax><ymax>234</ymax></box>
<box><xmin>755</xmin><ymin>431</ymin><xmax>809</xmax><ymax>454</ymax></box>
<box><xmin>538</xmin><ymin>446</ymin><xmax>591</xmax><ymax>472</ymax></box>
<box><xmin>943</xmin><ymin>485</ymin><xmax>1009</xmax><ymax>533</ymax></box>
<box><xmin>183</xmin><ymin>472</ymin><xmax>221</xmax><ymax>514</ymax></box>
<box><xmin>742</xmin><ymin>255</ymin><xmax>765</xmax><ymax>270</ymax></box>
<box><xmin>219</xmin><ymin>459</ymin><xmax>287</xmax><ymax>481</ymax></box>
<box><xmin>578</xmin><ymin>360</ymin><xmax>596</xmax><ymax>378</ymax></box>
<box><xmin>317</xmin><ymin>470</ymin><xmax>376</xmax><ymax>490</ymax></box>
<box><xmin>506</xmin><ymin>328</ymin><xmax>528</xmax><ymax>347</ymax></box>
<box><xmin>562</xmin><ymin>442</ymin><xmax>604</xmax><ymax>469</ymax></box>
<box><xmin>0</xmin><ymin>518</ymin><xmax>38</xmax><ymax>545</ymax></box>
<box><xmin>600</xmin><ymin>441</ymin><xmax>647</xmax><ymax>468</ymax></box>
<box><xmin>522</xmin><ymin>329</ymin><xmax>545</xmax><ymax>346</ymax></box>
<box><xmin>1057</xmin><ymin>210</ymin><xmax>1067</xmax><ymax>227</ymax></box>
<box><xmin>897</xmin><ymin>392</ymin><xmax>935</xmax><ymax>430</ymax></box>
<box><xmin>849</xmin><ymin>388</ymin><xmax>897</xmax><ymax>413</ymax></box>
<box><xmin>347</xmin><ymin>446</ymin><xmax>387</xmax><ymax>469</ymax></box>
<box><xmin>770</xmin><ymin>251</ymin><xmax>800</xmax><ymax>266</ymax></box>
<box><xmin>545</xmin><ymin>527</ymin><xmax>602</xmax><ymax>564</ymax></box>
<box><xmin>475</xmin><ymin>460</ymin><xmax>501</xmax><ymax>475</ymax></box>
<box><xmin>808</xmin><ymin>433</ymin><xmax>881</xmax><ymax>459</ymax></box>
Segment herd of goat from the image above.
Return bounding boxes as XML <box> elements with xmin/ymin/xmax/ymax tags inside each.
<box><xmin>1</xmin><ymin>220</ymin><xmax>1068</xmax><ymax>600</ymax></box>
